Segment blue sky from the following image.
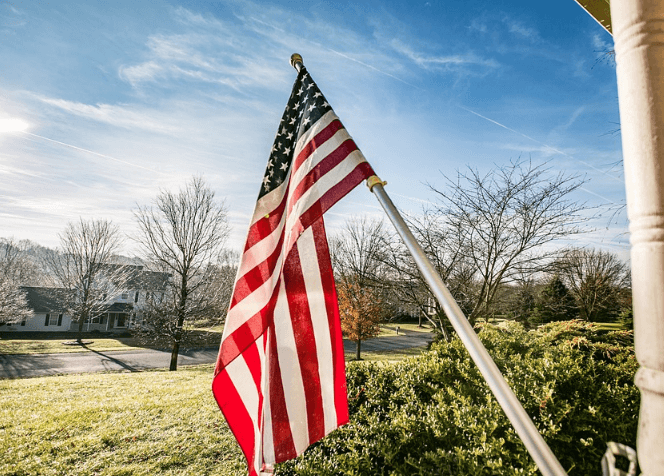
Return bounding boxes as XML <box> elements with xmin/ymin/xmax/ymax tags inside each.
<box><xmin>0</xmin><ymin>0</ymin><xmax>625</xmax><ymax>258</ymax></box>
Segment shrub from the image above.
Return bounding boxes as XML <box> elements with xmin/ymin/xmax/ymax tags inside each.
<box><xmin>276</xmin><ymin>321</ymin><xmax>638</xmax><ymax>476</ymax></box>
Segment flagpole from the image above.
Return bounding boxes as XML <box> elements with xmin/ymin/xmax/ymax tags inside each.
<box><xmin>365</xmin><ymin>176</ymin><xmax>567</xmax><ymax>476</ymax></box>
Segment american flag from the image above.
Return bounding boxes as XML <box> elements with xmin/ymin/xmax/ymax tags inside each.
<box><xmin>212</xmin><ymin>65</ymin><xmax>375</xmax><ymax>475</ymax></box>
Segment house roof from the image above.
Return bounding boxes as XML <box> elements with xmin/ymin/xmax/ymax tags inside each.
<box><xmin>98</xmin><ymin>264</ymin><xmax>170</xmax><ymax>290</ymax></box>
<box><xmin>21</xmin><ymin>286</ymin><xmax>69</xmax><ymax>313</ymax></box>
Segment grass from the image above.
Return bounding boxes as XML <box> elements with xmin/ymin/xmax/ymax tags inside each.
<box><xmin>0</xmin><ymin>328</ymin><xmax>223</xmax><ymax>356</ymax></box>
<box><xmin>0</xmin><ymin>346</ymin><xmax>427</xmax><ymax>476</ymax></box>
<box><xmin>345</xmin><ymin>345</ymin><xmax>428</xmax><ymax>362</ymax></box>
<box><xmin>377</xmin><ymin>322</ymin><xmax>432</xmax><ymax>337</ymax></box>
<box><xmin>0</xmin><ymin>364</ymin><xmax>246</xmax><ymax>476</ymax></box>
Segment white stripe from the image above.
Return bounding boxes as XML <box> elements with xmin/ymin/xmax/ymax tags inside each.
<box><xmin>260</xmin><ymin>328</ymin><xmax>276</xmax><ymax>465</ymax></box>
<box><xmin>225</xmin><ymin>347</ymin><xmax>262</xmax><ymax>471</ymax></box>
<box><xmin>297</xmin><ymin>227</ymin><xmax>337</xmax><ymax>434</ymax></box>
<box><xmin>250</xmin><ymin>171</ymin><xmax>291</xmax><ymax>226</ymax></box>
<box><xmin>223</xmin><ymin>121</ymin><xmax>367</xmax><ymax>342</ymax></box>
<box><xmin>293</xmin><ymin>110</ymin><xmax>339</xmax><ymax>160</ymax></box>
<box><xmin>253</xmin><ymin>335</ymin><xmax>266</xmax><ymax>474</ymax></box>
<box><xmin>221</xmin><ymin>251</ymin><xmax>284</xmax><ymax>339</ymax></box>
<box><xmin>237</xmin><ymin>212</ymin><xmax>287</xmax><ymax>278</ymax></box>
<box><xmin>273</xmin><ymin>271</ymin><xmax>309</xmax><ymax>455</ymax></box>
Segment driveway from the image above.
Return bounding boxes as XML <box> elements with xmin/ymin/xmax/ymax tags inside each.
<box><xmin>0</xmin><ymin>331</ymin><xmax>433</xmax><ymax>379</ymax></box>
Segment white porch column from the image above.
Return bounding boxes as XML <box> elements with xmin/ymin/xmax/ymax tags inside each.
<box><xmin>611</xmin><ymin>0</ymin><xmax>664</xmax><ymax>473</ymax></box>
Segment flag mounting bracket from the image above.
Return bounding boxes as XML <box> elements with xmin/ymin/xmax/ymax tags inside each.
<box><xmin>366</xmin><ymin>175</ymin><xmax>387</xmax><ymax>191</ymax></box>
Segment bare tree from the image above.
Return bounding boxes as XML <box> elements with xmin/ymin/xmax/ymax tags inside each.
<box><xmin>381</xmin><ymin>210</ymin><xmax>473</xmax><ymax>338</ymax></box>
<box><xmin>427</xmin><ymin>160</ymin><xmax>587</xmax><ymax>324</ymax></box>
<box><xmin>134</xmin><ymin>176</ymin><xmax>230</xmax><ymax>371</ymax></box>
<box><xmin>555</xmin><ymin>247</ymin><xmax>630</xmax><ymax>322</ymax></box>
<box><xmin>43</xmin><ymin>219</ymin><xmax>130</xmax><ymax>341</ymax></box>
<box><xmin>0</xmin><ymin>277</ymin><xmax>32</xmax><ymax>325</ymax></box>
<box><xmin>0</xmin><ymin>238</ymin><xmax>38</xmax><ymax>325</ymax></box>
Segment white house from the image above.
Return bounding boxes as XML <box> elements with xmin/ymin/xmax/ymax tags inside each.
<box><xmin>3</xmin><ymin>266</ymin><xmax>170</xmax><ymax>333</ymax></box>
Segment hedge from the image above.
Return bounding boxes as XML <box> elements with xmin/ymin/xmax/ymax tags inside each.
<box><xmin>276</xmin><ymin>321</ymin><xmax>638</xmax><ymax>475</ymax></box>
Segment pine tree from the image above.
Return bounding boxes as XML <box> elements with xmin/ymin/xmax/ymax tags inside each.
<box><xmin>533</xmin><ymin>275</ymin><xmax>578</xmax><ymax>323</ymax></box>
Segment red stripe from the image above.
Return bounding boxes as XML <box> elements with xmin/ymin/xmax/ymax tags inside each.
<box><xmin>212</xmin><ymin>364</ymin><xmax>260</xmax><ymax>476</ymax></box>
<box><xmin>311</xmin><ymin>219</ymin><xmax>349</xmax><ymax>426</ymax></box>
<box><xmin>267</xmin><ymin>320</ymin><xmax>297</xmax><ymax>462</ymax></box>
<box><xmin>288</xmin><ymin>139</ymin><xmax>359</xmax><ymax>216</ymax></box>
<box><xmin>243</xmin><ymin>340</ymin><xmax>263</xmax><ymax>391</ymax></box>
<box><xmin>245</xmin><ymin>198</ymin><xmax>287</xmax><ymax>252</ymax></box>
<box><xmin>283</xmin><ymin>236</ymin><xmax>325</xmax><ymax>444</ymax></box>
<box><xmin>231</xmin><ymin>232</ymin><xmax>284</xmax><ymax>308</ymax></box>
<box><xmin>292</xmin><ymin>119</ymin><xmax>344</xmax><ymax>172</ymax></box>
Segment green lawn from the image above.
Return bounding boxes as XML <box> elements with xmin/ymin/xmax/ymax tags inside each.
<box><xmin>345</xmin><ymin>345</ymin><xmax>428</xmax><ymax>363</ymax></box>
<box><xmin>0</xmin><ymin>364</ymin><xmax>246</xmax><ymax>476</ymax></box>
<box><xmin>0</xmin><ymin>328</ymin><xmax>223</xmax><ymax>355</ymax></box>
<box><xmin>0</xmin><ymin>349</ymin><xmax>426</xmax><ymax>476</ymax></box>
<box><xmin>377</xmin><ymin>322</ymin><xmax>432</xmax><ymax>336</ymax></box>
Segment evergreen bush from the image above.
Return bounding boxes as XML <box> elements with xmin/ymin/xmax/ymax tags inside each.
<box><xmin>277</xmin><ymin>321</ymin><xmax>638</xmax><ymax>476</ymax></box>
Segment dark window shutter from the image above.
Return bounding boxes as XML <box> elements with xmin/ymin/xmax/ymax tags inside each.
<box><xmin>44</xmin><ymin>314</ymin><xmax>50</xmax><ymax>326</ymax></box>
<box><xmin>57</xmin><ymin>314</ymin><xmax>63</xmax><ymax>326</ymax></box>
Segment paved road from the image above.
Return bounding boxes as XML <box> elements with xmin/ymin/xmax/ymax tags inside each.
<box><xmin>0</xmin><ymin>331</ymin><xmax>433</xmax><ymax>379</ymax></box>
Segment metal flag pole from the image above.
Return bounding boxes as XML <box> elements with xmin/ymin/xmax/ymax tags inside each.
<box><xmin>365</xmin><ymin>175</ymin><xmax>567</xmax><ymax>476</ymax></box>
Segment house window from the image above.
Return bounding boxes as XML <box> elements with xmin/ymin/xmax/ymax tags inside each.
<box><xmin>20</xmin><ymin>320</ymin><xmax>26</xmax><ymax>326</ymax></box>
<box><xmin>121</xmin><ymin>293</ymin><xmax>129</xmax><ymax>300</ymax></box>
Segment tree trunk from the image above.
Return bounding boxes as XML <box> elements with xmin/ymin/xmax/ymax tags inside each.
<box><xmin>77</xmin><ymin>314</ymin><xmax>85</xmax><ymax>343</ymax></box>
<box><xmin>169</xmin><ymin>338</ymin><xmax>180</xmax><ymax>371</ymax></box>
<box><xmin>355</xmin><ymin>339</ymin><xmax>361</xmax><ymax>360</ymax></box>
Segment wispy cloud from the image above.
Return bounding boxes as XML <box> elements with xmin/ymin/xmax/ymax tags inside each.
<box><xmin>502</xmin><ymin>16</ymin><xmax>540</xmax><ymax>42</ymax></box>
<box><xmin>389</xmin><ymin>39</ymin><xmax>499</xmax><ymax>73</ymax></box>
<box><xmin>35</xmin><ymin>96</ymin><xmax>180</xmax><ymax>134</ymax></box>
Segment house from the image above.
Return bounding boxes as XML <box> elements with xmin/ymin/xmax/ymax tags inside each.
<box><xmin>4</xmin><ymin>286</ymin><xmax>73</xmax><ymax>332</ymax></box>
<box><xmin>3</xmin><ymin>266</ymin><xmax>170</xmax><ymax>333</ymax></box>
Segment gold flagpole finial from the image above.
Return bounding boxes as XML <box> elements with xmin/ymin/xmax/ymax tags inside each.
<box><xmin>290</xmin><ymin>53</ymin><xmax>304</xmax><ymax>72</ymax></box>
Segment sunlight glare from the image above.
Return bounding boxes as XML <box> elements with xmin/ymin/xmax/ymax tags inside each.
<box><xmin>0</xmin><ymin>117</ymin><xmax>29</xmax><ymax>133</ymax></box>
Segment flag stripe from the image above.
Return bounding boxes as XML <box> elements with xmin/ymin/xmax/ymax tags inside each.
<box><xmin>268</xmin><ymin>292</ymin><xmax>298</xmax><ymax>461</ymax></box>
<box><xmin>301</xmin><ymin>220</ymin><xmax>344</xmax><ymax>433</ymax></box>
<box><xmin>286</xmin><ymin>228</ymin><xmax>326</xmax><ymax>444</ymax></box>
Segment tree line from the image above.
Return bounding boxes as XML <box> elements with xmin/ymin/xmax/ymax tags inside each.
<box><xmin>331</xmin><ymin>160</ymin><xmax>631</xmax><ymax>357</ymax></box>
